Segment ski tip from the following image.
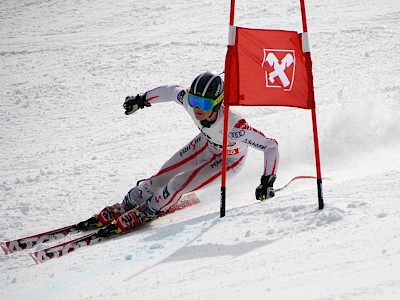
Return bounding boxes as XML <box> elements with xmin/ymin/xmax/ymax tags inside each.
<box><xmin>0</xmin><ymin>241</ymin><xmax>10</xmax><ymax>255</ymax></box>
<box><xmin>182</xmin><ymin>192</ymin><xmax>200</xmax><ymax>203</ymax></box>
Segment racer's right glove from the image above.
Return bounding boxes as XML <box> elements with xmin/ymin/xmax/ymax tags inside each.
<box><xmin>123</xmin><ymin>93</ymin><xmax>151</xmax><ymax>115</ymax></box>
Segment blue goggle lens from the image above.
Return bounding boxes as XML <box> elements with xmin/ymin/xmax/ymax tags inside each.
<box><xmin>188</xmin><ymin>94</ymin><xmax>215</xmax><ymax>111</ymax></box>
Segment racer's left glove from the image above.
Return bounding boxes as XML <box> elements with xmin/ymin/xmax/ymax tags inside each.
<box><xmin>255</xmin><ymin>175</ymin><xmax>276</xmax><ymax>201</ymax></box>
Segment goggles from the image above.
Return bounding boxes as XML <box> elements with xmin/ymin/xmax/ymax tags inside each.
<box><xmin>188</xmin><ymin>92</ymin><xmax>224</xmax><ymax>111</ymax></box>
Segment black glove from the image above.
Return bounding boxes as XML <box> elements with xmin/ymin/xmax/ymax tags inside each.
<box><xmin>255</xmin><ymin>175</ymin><xmax>276</xmax><ymax>201</ymax></box>
<box><xmin>123</xmin><ymin>93</ymin><xmax>151</xmax><ymax>115</ymax></box>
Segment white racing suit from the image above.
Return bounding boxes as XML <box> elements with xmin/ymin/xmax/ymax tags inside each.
<box><xmin>126</xmin><ymin>85</ymin><xmax>279</xmax><ymax>212</ymax></box>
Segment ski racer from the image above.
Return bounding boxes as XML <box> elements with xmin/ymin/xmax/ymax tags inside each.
<box><xmin>77</xmin><ymin>72</ymin><xmax>279</xmax><ymax>237</ymax></box>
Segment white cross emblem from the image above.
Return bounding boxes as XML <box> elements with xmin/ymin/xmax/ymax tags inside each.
<box><xmin>261</xmin><ymin>49</ymin><xmax>296</xmax><ymax>91</ymax></box>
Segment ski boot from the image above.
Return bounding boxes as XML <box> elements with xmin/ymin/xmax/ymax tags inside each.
<box><xmin>97</xmin><ymin>208</ymin><xmax>143</xmax><ymax>238</ymax></box>
<box><xmin>138</xmin><ymin>199</ymin><xmax>163</xmax><ymax>222</ymax></box>
<box><xmin>97</xmin><ymin>220</ymin><xmax>122</xmax><ymax>238</ymax></box>
<box><xmin>96</xmin><ymin>200</ymin><xmax>161</xmax><ymax>238</ymax></box>
<box><xmin>75</xmin><ymin>214</ymin><xmax>103</xmax><ymax>231</ymax></box>
<box><xmin>75</xmin><ymin>203</ymin><xmax>127</xmax><ymax>231</ymax></box>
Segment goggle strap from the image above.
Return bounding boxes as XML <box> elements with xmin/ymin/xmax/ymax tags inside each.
<box><xmin>214</xmin><ymin>92</ymin><xmax>224</xmax><ymax>106</ymax></box>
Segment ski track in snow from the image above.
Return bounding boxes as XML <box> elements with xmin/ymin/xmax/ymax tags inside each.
<box><xmin>1</xmin><ymin>0</ymin><xmax>400</xmax><ymax>299</ymax></box>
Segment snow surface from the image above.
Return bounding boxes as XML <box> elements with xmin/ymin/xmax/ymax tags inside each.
<box><xmin>1</xmin><ymin>0</ymin><xmax>400</xmax><ymax>299</ymax></box>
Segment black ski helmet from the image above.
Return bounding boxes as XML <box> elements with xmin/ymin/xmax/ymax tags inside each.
<box><xmin>189</xmin><ymin>72</ymin><xmax>224</xmax><ymax>112</ymax></box>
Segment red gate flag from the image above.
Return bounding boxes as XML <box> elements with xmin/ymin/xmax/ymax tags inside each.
<box><xmin>225</xmin><ymin>27</ymin><xmax>315</xmax><ymax>109</ymax></box>
<box><xmin>220</xmin><ymin>0</ymin><xmax>324</xmax><ymax>218</ymax></box>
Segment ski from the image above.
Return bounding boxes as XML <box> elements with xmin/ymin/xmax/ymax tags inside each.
<box><xmin>0</xmin><ymin>192</ymin><xmax>199</xmax><ymax>256</ymax></box>
<box><xmin>0</xmin><ymin>224</ymin><xmax>79</xmax><ymax>255</ymax></box>
<box><xmin>30</xmin><ymin>231</ymin><xmax>101</xmax><ymax>264</ymax></box>
<box><xmin>30</xmin><ymin>193</ymin><xmax>200</xmax><ymax>264</ymax></box>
